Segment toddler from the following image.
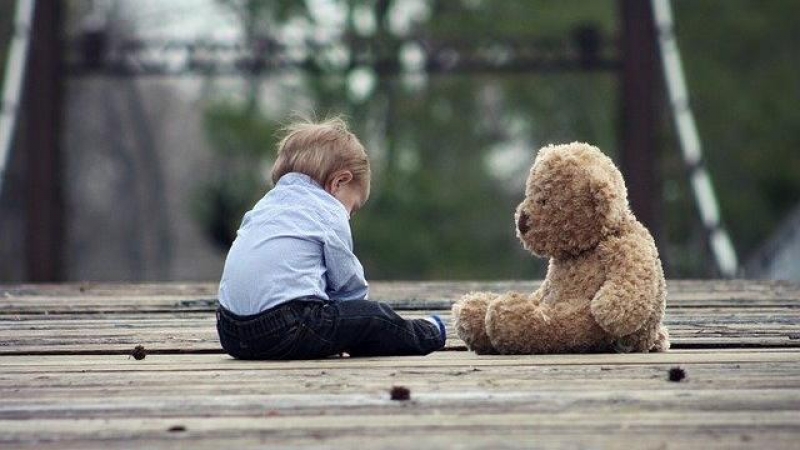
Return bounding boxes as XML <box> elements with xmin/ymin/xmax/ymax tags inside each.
<box><xmin>216</xmin><ymin>117</ymin><xmax>446</xmax><ymax>359</ymax></box>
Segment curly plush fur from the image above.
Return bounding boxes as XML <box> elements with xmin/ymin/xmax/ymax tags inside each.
<box><xmin>453</xmin><ymin>142</ymin><xmax>669</xmax><ymax>354</ymax></box>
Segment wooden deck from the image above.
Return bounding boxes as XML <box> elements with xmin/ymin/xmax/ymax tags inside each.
<box><xmin>1</xmin><ymin>280</ymin><xmax>799</xmax><ymax>449</ymax></box>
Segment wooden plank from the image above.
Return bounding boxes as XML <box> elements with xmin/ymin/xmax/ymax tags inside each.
<box><xmin>2</xmin><ymin>312</ymin><xmax>797</xmax><ymax>334</ymax></box>
<box><xmin>2</xmin><ymin>308</ymin><xmax>796</xmax><ymax>334</ymax></box>
<box><xmin>3</xmin><ymin>430</ymin><xmax>798</xmax><ymax>450</ymax></box>
<box><xmin>0</xmin><ymin>282</ymin><xmax>800</xmax><ymax>308</ymax></box>
<box><xmin>2</xmin><ymin>335</ymin><xmax>799</xmax><ymax>356</ymax></box>
<box><xmin>1</xmin><ymin>409</ymin><xmax>797</xmax><ymax>432</ymax></box>
<box><xmin>3</xmin><ymin>362</ymin><xmax>799</xmax><ymax>390</ymax></box>
<box><xmin>3</xmin><ymin>312</ymin><xmax>797</xmax><ymax>333</ymax></box>
<box><xmin>2</xmin><ymin>349</ymin><xmax>798</xmax><ymax>369</ymax></box>
<box><xmin>5</xmin><ymin>378</ymin><xmax>800</xmax><ymax>400</ymax></box>
<box><xmin>1</xmin><ymin>351</ymin><xmax>798</xmax><ymax>449</ymax></box>
<box><xmin>2</xmin><ymin>356</ymin><xmax>798</xmax><ymax>394</ymax></box>
<box><xmin>0</xmin><ymin>336</ymin><xmax>798</xmax><ymax>355</ymax></box>
<box><xmin>2</xmin><ymin>280</ymin><xmax>800</xmax><ymax>315</ymax></box>
<box><xmin>0</xmin><ymin>334</ymin><xmax>796</xmax><ymax>356</ymax></box>
<box><xmin>1</xmin><ymin>279</ymin><xmax>797</xmax><ymax>297</ymax></box>
<box><xmin>1</xmin><ymin>412</ymin><xmax>799</xmax><ymax>449</ymax></box>
<box><xmin>3</xmin><ymin>306</ymin><xmax>796</xmax><ymax>319</ymax></box>
<box><xmin>3</xmin><ymin>390</ymin><xmax>799</xmax><ymax>419</ymax></box>
<box><xmin>1</xmin><ymin>305</ymin><xmax>798</xmax><ymax>355</ymax></box>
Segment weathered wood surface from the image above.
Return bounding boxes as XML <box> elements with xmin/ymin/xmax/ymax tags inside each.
<box><xmin>2</xmin><ymin>281</ymin><xmax>798</xmax><ymax>355</ymax></box>
<box><xmin>1</xmin><ymin>308</ymin><xmax>798</xmax><ymax>355</ymax></box>
<box><xmin>3</xmin><ymin>279</ymin><xmax>800</xmax><ymax>311</ymax></box>
<box><xmin>1</xmin><ymin>280</ymin><xmax>799</xmax><ymax>449</ymax></box>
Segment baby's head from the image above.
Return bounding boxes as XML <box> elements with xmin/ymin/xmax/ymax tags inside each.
<box><xmin>272</xmin><ymin>117</ymin><xmax>370</xmax><ymax>216</ymax></box>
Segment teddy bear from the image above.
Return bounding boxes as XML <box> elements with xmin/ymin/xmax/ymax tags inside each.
<box><xmin>452</xmin><ymin>142</ymin><xmax>669</xmax><ymax>354</ymax></box>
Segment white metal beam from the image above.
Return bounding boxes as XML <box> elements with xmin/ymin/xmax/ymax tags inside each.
<box><xmin>0</xmin><ymin>0</ymin><xmax>36</xmax><ymax>196</ymax></box>
<box><xmin>651</xmin><ymin>0</ymin><xmax>739</xmax><ymax>277</ymax></box>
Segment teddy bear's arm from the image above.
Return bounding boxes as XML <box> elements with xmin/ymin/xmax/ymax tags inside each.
<box><xmin>590</xmin><ymin>236</ymin><xmax>659</xmax><ymax>338</ymax></box>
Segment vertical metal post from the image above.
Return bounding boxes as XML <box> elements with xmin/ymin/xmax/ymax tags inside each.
<box><xmin>619</xmin><ymin>0</ymin><xmax>661</xmax><ymax>243</ymax></box>
<box><xmin>25</xmin><ymin>0</ymin><xmax>64</xmax><ymax>281</ymax></box>
<box><xmin>651</xmin><ymin>0</ymin><xmax>738</xmax><ymax>277</ymax></box>
<box><xmin>0</xmin><ymin>0</ymin><xmax>35</xmax><ymax>196</ymax></box>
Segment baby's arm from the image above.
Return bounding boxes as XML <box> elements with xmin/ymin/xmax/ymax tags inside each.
<box><xmin>322</xmin><ymin>214</ymin><xmax>369</xmax><ymax>301</ymax></box>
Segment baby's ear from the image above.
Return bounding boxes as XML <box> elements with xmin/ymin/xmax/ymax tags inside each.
<box><xmin>327</xmin><ymin>170</ymin><xmax>354</xmax><ymax>192</ymax></box>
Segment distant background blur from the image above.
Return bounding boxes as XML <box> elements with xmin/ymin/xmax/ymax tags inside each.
<box><xmin>1</xmin><ymin>0</ymin><xmax>798</xmax><ymax>283</ymax></box>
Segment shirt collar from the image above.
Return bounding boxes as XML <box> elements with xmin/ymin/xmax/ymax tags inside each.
<box><xmin>277</xmin><ymin>172</ymin><xmax>321</xmax><ymax>188</ymax></box>
<box><xmin>277</xmin><ymin>172</ymin><xmax>349</xmax><ymax>218</ymax></box>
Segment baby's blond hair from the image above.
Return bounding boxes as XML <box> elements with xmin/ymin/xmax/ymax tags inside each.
<box><xmin>271</xmin><ymin>116</ymin><xmax>370</xmax><ymax>194</ymax></box>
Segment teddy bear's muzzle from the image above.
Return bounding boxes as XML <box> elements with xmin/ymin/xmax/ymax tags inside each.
<box><xmin>517</xmin><ymin>211</ymin><xmax>531</xmax><ymax>235</ymax></box>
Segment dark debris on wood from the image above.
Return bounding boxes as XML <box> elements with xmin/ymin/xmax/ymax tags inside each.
<box><xmin>668</xmin><ymin>367</ymin><xmax>686</xmax><ymax>382</ymax></box>
<box><xmin>390</xmin><ymin>386</ymin><xmax>411</xmax><ymax>401</ymax></box>
<box><xmin>130</xmin><ymin>345</ymin><xmax>147</xmax><ymax>360</ymax></box>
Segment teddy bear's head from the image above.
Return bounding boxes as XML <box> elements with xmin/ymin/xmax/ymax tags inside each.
<box><xmin>515</xmin><ymin>142</ymin><xmax>630</xmax><ymax>259</ymax></box>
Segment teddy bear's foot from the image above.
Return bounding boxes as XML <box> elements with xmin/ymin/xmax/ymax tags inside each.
<box><xmin>452</xmin><ymin>292</ymin><xmax>497</xmax><ymax>354</ymax></box>
<box><xmin>651</xmin><ymin>325</ymin><xmax>670</xmax><ymax>352</ymax></box>
<box><xmin>485</xmin><ymin>291</ymin><xmax>557</xmax><ymax>354</ymax></box>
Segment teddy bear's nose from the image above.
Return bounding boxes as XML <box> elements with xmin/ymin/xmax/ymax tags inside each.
<box><xmin>517</xmin><ymin>211</ymin><xmax>530</xmax><ymax>235</ymax></box>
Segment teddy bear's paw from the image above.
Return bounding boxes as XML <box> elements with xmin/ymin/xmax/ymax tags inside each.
<box><xmin>651</xmin><ymin>325</ymin><xmax>670</xmax><ymax>352</ymax></box>
<box><xmin>452</xmin><ymin>292</ymin><xmax>497</xmax><ymax>354</ymax></box>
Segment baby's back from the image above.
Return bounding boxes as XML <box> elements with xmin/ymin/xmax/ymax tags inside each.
<box><xmin>218</xmin><ymin>181</ymin><xmax>334</xmax><ymax>316</ymax></box>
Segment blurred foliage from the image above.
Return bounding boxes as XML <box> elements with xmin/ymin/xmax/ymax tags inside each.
<box><xmin>665</xmin><ymin>0</ymin><xmax>800</xmax><ymax>276</ymax></box>
<box><xmin>196</xmin><ymin>0</ymin><xmax>799</xmax><ymax>279</ymax></box>
<box><xmin>192</xmin><ymin>103</ymin><xmax>281</xmax><ymax>250</ymax></box>
<box><xmin>0</xmin><ymin>1</ymin><xmax>15</xmax><ymax>93</ymax></box>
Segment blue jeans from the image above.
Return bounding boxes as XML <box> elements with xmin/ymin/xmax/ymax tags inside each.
<box><xmin>216</xmin><ymin>298</ymin><xmax>444</xmax><ymax>359</ymax></box>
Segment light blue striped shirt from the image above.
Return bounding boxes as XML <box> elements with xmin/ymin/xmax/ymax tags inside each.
<box><xmin>218</xmin><ymin>172</ymin><xmax>369</xmax><ymax>316</ymax></box>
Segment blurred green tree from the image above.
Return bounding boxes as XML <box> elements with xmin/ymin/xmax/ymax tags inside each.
<box><xmin>195</xmin><ymin>0</ymin><xmax>618</xmax><ymax>280</ymax></box>
<box><xmin>0</xmin><ymin>2</ymin><xmax>17</xmax><ymax>99</ymax></box>
<box><xmin>663</xmin><ymin>0</ymin><xmax>800</xmax><ymax>276</ymax></box>
<box><xmin>195</xmin><ymin>0</ymin><xmax>800</xmax><ymax>279</ymax></box>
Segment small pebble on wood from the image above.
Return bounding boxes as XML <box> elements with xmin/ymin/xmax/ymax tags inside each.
<box><xmin>668</xmin><ymin>367</ymin><xmax>686</xmax><ymax>382</ymax></box>
<box><xmin>131</xmin><ymin>345</ymin><xmax>147</xmax><ymax>360</ymax></box>
<box><xmin>390</xmin><ymin>386</ymin><xmax>411</xmax><ymax>401</ymax></box>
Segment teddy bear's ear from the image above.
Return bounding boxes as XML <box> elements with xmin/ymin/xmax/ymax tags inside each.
<box><xmin>588</xmin><ymin>164</ymin><xmax>628</xmax><ymax>233</ymax></box>
<box><xmin>530</xmin><ymin>145</ymin><xmax>552</xmax><ymax>174</ymax></box>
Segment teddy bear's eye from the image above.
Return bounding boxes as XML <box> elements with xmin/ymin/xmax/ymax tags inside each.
<box><xmin>537</xmin><ymin>198</ymin><xmax>547</xmax><ymax>206</ymax></box>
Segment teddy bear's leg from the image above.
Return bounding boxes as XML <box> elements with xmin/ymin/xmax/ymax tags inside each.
<box><xmin>487</xmin><ymin>292</ymin><xmax>611</xmax><ymax>354</ymax></box>
<box><xmin>452</xmin><ymin>292</ymin><xmax>498</xmax><ymax>354</ymax></box>
<box><xmin>485</xmin><ymin>291</ymin><xmax>555</xmax><ymax>354</ymax></box>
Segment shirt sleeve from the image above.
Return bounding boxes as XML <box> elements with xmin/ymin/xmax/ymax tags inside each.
<box><xmin>321</xmin><ymin>211</ymin><xmax>369</xmax><ymax>301</ymax></box>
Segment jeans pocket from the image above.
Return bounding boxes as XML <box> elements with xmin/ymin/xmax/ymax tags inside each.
<box><xmin>220</xmin><ymin>325</ymin><xmax>301</xmax><ymax>360</ymax></box>
<box><xmin>252</xmin><ymin>326</ymin><xmax>304</xmax><ymax>359</ymax></box>
<box><xmin>291</xmin><ymin>325</ymin><xmax>334</xmax><ymax>359</ymax></box>
<box><xmin>288</xmin><ymin>303</ymin><xmax>337</xmax><ymax>359</ymax></box>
